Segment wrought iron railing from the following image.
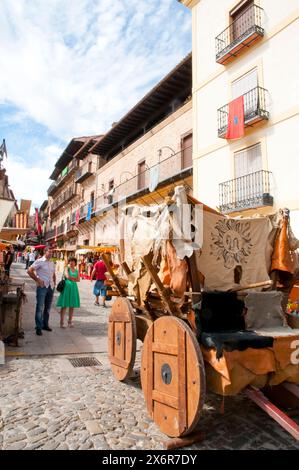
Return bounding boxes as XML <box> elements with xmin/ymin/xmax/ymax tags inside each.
<box><xmin>217</xmin><ymin>86</ymin><xmax>269</xmax><ymax>137</ymax></box>
<box><xmin>215</xmin><ymin>4</ymin><xmax>264</xmax><ymax>62</ymax></box>
<box><xmin>50</xmin><ymin>186</ymin><xmax>77</xmax><ymax>213</ymax></box>
<box><xmin>219</xmin><ymin>170</ymin><xmax>273</xmax><ymax>213</ymax></box>
<box><xmin>45</xmin><ymin>228</ymin><xmax>55</xmax><ymax>241</ymax></box>
<box><xmin>75</xmin><ymin>161</ymin><xmax>94</xmax><ymax>183</ymax></box>
<box><xmin>95</xmin><ymin>147</ymin><xmax>192</xmax><ymax>210</ymax></box>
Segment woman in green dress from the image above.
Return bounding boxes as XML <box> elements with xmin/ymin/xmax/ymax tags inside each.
<box><xmin>57</xmin><ymin>257</ymin><xmax>80</xmax><ymax>328</ymax></box>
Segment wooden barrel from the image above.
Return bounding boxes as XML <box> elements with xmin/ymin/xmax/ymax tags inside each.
<box><xmin>141</xmin><ymin>316</ymin><xmax>206</xmax><ymax>437</ymax></box>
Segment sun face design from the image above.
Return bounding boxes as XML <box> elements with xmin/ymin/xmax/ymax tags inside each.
<box><xmin>210</xmin><ymin>219</ymin><xmax>253</xmax><ymax>269</ymax></box>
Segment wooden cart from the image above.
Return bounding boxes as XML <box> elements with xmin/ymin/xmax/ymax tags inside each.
<box><xmin>105</xmin><ymin>194</ymin><xmax>299</xmax><ymax>442</ymax></box>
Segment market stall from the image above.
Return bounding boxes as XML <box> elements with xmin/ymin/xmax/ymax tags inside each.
<box><xmin>75</xmin><ymin>245</ymin><xmax>119</xmax><ymax>279</ymax></box>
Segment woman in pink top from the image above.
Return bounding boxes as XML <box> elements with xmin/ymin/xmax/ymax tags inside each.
<box><xmin>91</xmin><ymin>256</ymin><xmax>108</xmax><ymax>307</ymax></box>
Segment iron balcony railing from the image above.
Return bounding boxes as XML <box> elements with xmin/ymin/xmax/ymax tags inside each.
<box><xmin>57</xmin><ymin>223</ymin><xmax>65</xmax><ymax>236</ymax></box>
<box><xmin>217</xmin><ymin>86</ymin><xmax>269</xmax><ymax>137</ymax></box>
<box><xmin>95</xmin><ymin>147</ymin><xmax>193</xmax><ymax>210</ymax></box>
<box><xmin>215</xmin><ymin>3</ymin><xmax>264</xmax><ymax>63</ymax></box>
<box><xmin>45</xmin><ymin>228</ymin><xmax>55</xmax><ymax>241</ymax></box>
<box><xmin>50</xmin><ymin>186</ymin><xmax>77</xmax><ymax>213</ymax></box>
<box><xmin>75</xmin><ymin>162</ymin><xmax>94</xmax><ymax>184</ymax></box>
<box><xmin>219</xmin><ymin>170</ymin><xmax>273</xmax><ymax>213</ymax></box>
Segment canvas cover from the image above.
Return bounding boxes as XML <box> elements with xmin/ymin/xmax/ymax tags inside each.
<box><xmin>198</xmin><ymin>212</ymin><xmax>275</xmax><ymax>290</ymax></box>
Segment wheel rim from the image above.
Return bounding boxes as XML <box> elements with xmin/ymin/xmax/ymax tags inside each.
<box><xmin>108</xmin><ymin>297</ymin><xmax>137</xmax><ymax>381</ymax></box>
<box><xmin>141</xmin><ymin>316</ymin><xmax>206</xmax><ymax>437</ymax></box>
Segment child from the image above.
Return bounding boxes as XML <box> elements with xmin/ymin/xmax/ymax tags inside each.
<box><xmin>56</xmin><ymin>257</ymin><xmax>80</xmax><ymax>328</ymax></box>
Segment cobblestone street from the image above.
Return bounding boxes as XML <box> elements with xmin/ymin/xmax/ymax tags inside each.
<box><xmin>0</xmin><ymin>264</ymin><xmax>298</xmax><ymax>451</ymax></box>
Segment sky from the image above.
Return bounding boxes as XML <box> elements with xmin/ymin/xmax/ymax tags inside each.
<box><xmin>0</xmin><ymin>0</ymin><xmax>191</xmax><ymax>210</ymax></box>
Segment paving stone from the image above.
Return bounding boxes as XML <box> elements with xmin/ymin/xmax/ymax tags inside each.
<box><xmin>85</xmin><ymin>420</ymin><xmax>104</xmax><ymax>435</ymax></box>
<box><xmin>4</xmin><ymin>441</ymin><xmax>27</xmax><ymax>450</ymax></box>
<box><xmin>27</xmin><ymin>426</ymin><xmax>46</xmax><ymax>437</ymax></box>
<box><xmin>5</xmin><ymin>433</ymin><xmax>27</xmax><ymax>443</ymax></box>
<box><xmin>28</xmin><ymin>432</ymin><xmax>48</xmax><ymax>443</ymax></box>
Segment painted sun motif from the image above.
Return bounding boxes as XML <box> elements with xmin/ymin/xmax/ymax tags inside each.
<box><xmin>210</xmin><ymin>219</ymin><xmax>253</xmax><ymax>269</ymax></box>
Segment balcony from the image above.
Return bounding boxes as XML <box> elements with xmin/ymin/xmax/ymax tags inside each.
<box><xmin>218</xmin><ymin>86</ymin><xmax>269</xmax><ymax>138</ymax></box>
<box><xmin>47</xmin><ymin>181</ymin><xmax>57</xmax><ymax>196</ymax></box>
<box><xmin>219</xmin><ymin>170</ymin><xmax>273</xmax><ymax>213</ymax></box>
<box><xmin>47</xmin><ymin>159</ymin><xmax>79</xmax><ymax>196</ymax></box>
<box><xmin>215</xmin><ymin>4</ymin><xmax>264</xmax><ymax>65</ymax></box>
<box><xmin>95</xmin><ymin>147</ymin><xmax>193</xmax><ymax>211</ymax></box>
<box><xmin>50</xmin><ymin>187</ymin><xmax>77</xmax><ymax>214</ymax></box>
<box><xmin>75</xmin><ymin>162</ymin><xmax>94</xmax><ymax>184</ymax></box>
<box><xmin>45</xmin><ymin>229</ymin><xmax>55</xmax><ymax>241</ymax></box>
<box><xmin>57</xmin><ymin>223</ymin><xmax>65</xmax><ymax>236</ymax></box>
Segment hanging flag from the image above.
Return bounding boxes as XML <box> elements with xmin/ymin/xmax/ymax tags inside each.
<box><xmin>54</xmin><ymin>225</ymin><xmax>57</xmax><ymax>241</ymax></box>
<box><xmin>0</xmin><ymin>139</ymin><xmax>7</xmax><ymax>159</ymax></box>
<box><xmin>75</xmin><ymin>208</ymin><xmax>80</xmax><ymax>226</ymax></box>
<box><xmin>35</xmin><ymin>208</ymin><xmax>42</xmax><ymax>234</ymax></box>
<box><xmin>86</xmin><ymin>202</ymin><xmax>92</xmax><ymax>221</ymax></box>
<box><xmin>149</xmin><ymin>165</ymin><xmax>159</xmax><ymax>192</ymax></box>
<box><xmin>225</xmin><ymin>96</ymin><xmax>244</xmax><ymax>139</ymax></box>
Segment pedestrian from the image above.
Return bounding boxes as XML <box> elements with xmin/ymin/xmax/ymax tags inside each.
<box><xmin>4</xmin><ymin>245</ymin><xmax>14</xmax><ymax>278</ymax></box>
<box><xmin>17</xmin><ymin>251</ymin><xmax>22</xmax><ymax>263</ymax></box>
<box><xmin>56</xmin><ymin>257</ymin><xmax>80</xmax><ymax>328</ymax></box>
<box><xmin>91</xmin><ymin>255</ymin><xmax>108</xmax><ymax>307</ymax></box>
<box><xmin>27</xmin><ymin>246</ymin><xmax>56</xmax><ymax>336</ymax></box>
<box><xmin>28</xmin><ymin>249</ymin><xmax>36</xmax><ymax>268</ymax></box>
<box><xmin>25</xmin><ymin>250</ymin><xmax>30</xmax><ymax>270</ymax></box>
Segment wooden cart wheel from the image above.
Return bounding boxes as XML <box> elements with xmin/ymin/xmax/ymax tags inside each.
<box><xmin>108</xmin><ymin>297</ymin><xmax>137</xmax><ymax>381</ymax></box>
<box><xmin>141</xmin><ymin>316</ymin><xmax>206</xmax><ymax>437</ymax></box>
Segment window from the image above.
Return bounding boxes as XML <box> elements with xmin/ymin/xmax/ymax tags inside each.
<box><xmin>107</xmin><ymin>179</ymin><xmax>114</xmax><ymax>204</ymax></box>
<box><xmin>232</xmin><ymin>67</ymin><xmax>258</xmax><ymax>115</ymax></box>
<box><xmin>90</xmin><ymin>191</ymin><xmax>95</xmax><ymax>210</ymax></box>
<box><xmin>81</xmin><ymin>188</ymin><xmax>84</xmax><ymax>201</ymax></box>
<box><xmin>181</xmin><ymin>133</ymin><xmax>193</xmax><ymax>169</ymax></box>
<box><xmin>231</xmin><ymin>0</ymin><xmax>254</xmax><ymax>41</ymax></box>
<box><xmin>138</xmin><ymin>161</ymin><xmax>146</xmax><ymax>190</ymax></box>
<box><xmin>88</xmin><ymin>161</ymin><xmax>92</xmax><ymax>173</ymax></box>
<box><xmin>234</xmin><ymin>143</ymin><xmax>262</xmax><ymax>178</ymax></box>
<box><xmin>232</xmin><ymin>67</ymin><xmax>258</xmax><ymax>99</ymax></box>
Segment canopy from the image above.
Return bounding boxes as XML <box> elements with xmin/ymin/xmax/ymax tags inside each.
<box><xmin>77</xmin><ymin>245</ymin><xmax>118</xmax><ymax>253</ymax></box>
<box><xmin>34</xmin><ymin>244</ymin><xmax>46</xmax><ymax>249</ymax></box>
<box><xmin>75</xmin><ymin>248</ymin><xmax>91</xmax><ymax>255</ymax></box>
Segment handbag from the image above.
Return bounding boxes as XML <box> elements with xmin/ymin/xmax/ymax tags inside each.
<box><xmin>56</xmin><ymin>275</ymin><xmax>65</xmax><ymax>293</ymax></box>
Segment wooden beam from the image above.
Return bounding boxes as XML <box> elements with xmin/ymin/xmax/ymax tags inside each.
<box><xmin>102</xmin><ymin>253</ymin><xmax>127</xmax><ymax>297</ymax></box>
<box><xmin>142</xmin><ymin>254</ymin><xmax>183</xmax><ymax>318</ymax></box>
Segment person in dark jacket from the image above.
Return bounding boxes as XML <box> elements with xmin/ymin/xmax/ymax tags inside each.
<box><xmin>4</xmin><ymin>245</ymin><xmax>14</xmax><ymax>278</ymax></box>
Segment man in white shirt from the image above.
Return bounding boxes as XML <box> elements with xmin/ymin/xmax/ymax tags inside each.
<box><xmin>28</xmin><ymin>247</ymin><xmax>56</xmax><ymax>336</ymax></box>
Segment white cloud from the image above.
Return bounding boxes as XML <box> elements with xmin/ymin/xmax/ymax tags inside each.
<box><xmin>0</xmin><ymin>0</ymin><xmax>191</xmax><ymax>141</ymax></box>
<box><xmin>5</xmin><ymin>144</ymin><xmax>64</xmax><ymax>208</ymax></box>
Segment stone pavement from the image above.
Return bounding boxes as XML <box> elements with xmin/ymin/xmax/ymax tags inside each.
<box><xmin>7</xmin><ymin>263</ymin><xmax>110</xmax><ymax>356</ymax></box>
<box><xmin>0</xmin><ymin>263</ymin><xmax>298</xmax><ymax>450</ymax></box>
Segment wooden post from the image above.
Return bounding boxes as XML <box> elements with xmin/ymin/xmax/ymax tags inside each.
<box><xmin>102</xmin><ymin>253</ymin><xmax>127</xmax><ymax>297</ymax></box>
<box><xmin>142</xmin><ymin>254</ymin><xmax>183</xmax><ymax>318</ymax></box>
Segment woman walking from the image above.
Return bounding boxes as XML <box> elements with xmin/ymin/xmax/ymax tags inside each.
<box><xmin>56</xmin><ymin>257</ymin><xmax>80</xmax><ymax>328</ymax></box>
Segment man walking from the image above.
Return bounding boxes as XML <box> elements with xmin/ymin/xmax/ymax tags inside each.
<box><xmin>27</xmin><ymin>247</ymin><xmax>56</xmax><ymax>336</ymax></box>
<box><xmin>91</xmin><ymin>256</ymin><xmax>108</xmax><ymax>307</ymax></box>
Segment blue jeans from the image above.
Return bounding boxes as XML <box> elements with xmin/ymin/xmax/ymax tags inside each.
<box><xmin>35</xmin><ymin>286</ymin><xmax>54</xmax><ymax>330</ymax></box>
